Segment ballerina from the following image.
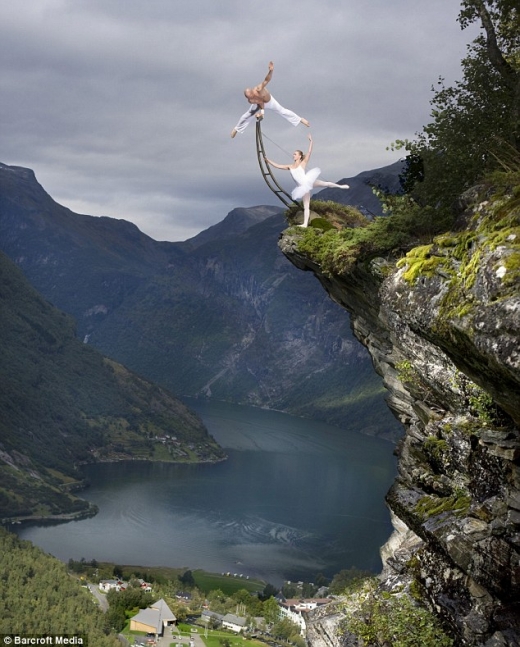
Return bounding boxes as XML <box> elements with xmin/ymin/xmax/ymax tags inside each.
<box><xmin>265</xmin><ymin>134</ymin><xmax>350</xmax><ymax>227</ymax></box>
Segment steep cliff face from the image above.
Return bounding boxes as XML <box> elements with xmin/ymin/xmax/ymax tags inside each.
<box><xmin>279</xmin><ymin>186</ymin><xmax>520</xmax><ymax>646</ymax></box>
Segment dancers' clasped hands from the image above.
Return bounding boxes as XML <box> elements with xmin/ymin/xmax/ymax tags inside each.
<box><xmin>232</xmin><ymin>62</ymin><xmax>349</xmax><ymax>227</ymax></box>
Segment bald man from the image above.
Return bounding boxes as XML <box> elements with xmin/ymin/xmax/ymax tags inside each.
<box><xmin>231</xmin><ymin>61</ymin><xmax>310</xmax><ymax>138</ymax></box>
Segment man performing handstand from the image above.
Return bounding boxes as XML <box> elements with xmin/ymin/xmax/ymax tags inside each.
<box><xmin>231</xmin><ymin>61</ymin><xmax>310</xmax><ymax>138</ymax></box>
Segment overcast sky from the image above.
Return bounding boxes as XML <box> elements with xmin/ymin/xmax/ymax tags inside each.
<box><xmin>1</xmin><ymin>1</ymin><xmax>480</xmax><ymax>242</ymax></box>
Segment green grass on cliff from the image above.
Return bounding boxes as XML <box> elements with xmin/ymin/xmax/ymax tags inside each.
<box><xmin>286</xmin><ymin>172</ymin><xmax>520</xmax><ymax>292</ymax></box>
<box><xmin>415</xmin><ymin>492</ymin><xmax>471</xmax><ymax>520</ymax></box>
<box><xmin>290</xmin><ymin>195</ymin><xmax>445</xmax><ymax>277</ymax></box>
<box><xmin>396</xmin><ymin>171</ymin><xmax>520</xmax><ymax>332</ymax></box>
<box><xmin>339</xmin><ymin>577</ymin><xmax>453</xmax><ymax>646</ymax></box>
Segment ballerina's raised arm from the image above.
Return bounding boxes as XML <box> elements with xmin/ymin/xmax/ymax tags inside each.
<box><xmin>265</xmin><ymin>134</ymin><xmax>349</xmax><ymax>227</ymax></box>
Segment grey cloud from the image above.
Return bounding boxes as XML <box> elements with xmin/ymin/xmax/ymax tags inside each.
<box><xmin>0</xmin><ymin>0</ymin><xmax>479</xmax><ymax>242</ymax></box>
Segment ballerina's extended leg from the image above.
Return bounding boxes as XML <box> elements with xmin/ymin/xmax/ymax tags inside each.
<box><xmin>313</xmin><ymin>180</ymin><xmax>350</xmax><ymax>189</ymax></box>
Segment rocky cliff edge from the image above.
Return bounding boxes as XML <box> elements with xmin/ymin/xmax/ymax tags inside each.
<box><xmin>279</xmin><ymin>184</ymin><xmax>520</xmax><ymax>646</ymax></box>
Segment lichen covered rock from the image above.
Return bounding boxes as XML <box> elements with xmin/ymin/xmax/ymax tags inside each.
<box><xmin>280</xmin><ymin>185</ymin><xmax>520</xmax><ymax>646</ymax></box>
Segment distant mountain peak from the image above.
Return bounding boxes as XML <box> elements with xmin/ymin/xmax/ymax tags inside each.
<box><xmin>182</xmin><ymin>204</ymin><xmax>284</xmax><ymax>250</ymax></box>
<box><xmin>0</xmin><ymin>162</ymin><xmax>37</xmax><ymax>180</ymax></box>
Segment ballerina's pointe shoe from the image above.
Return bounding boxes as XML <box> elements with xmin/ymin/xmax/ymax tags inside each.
<box><xmin>300</xmin><ymin>118</ymin><xmax>310</xmax><ymax>127</ymax></box>
<box><xmin>231</xmin><ymin>129</ymin><xmax>237</xmax><ymax>138</ymax></box>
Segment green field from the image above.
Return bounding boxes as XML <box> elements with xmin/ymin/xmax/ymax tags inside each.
<box><xmin>202</xmin><ymin>630</ymin><xmax>261</xmax><ymax>647</ymax></box>
<box><xmin>178</xmin><ymin>624</ymin><xmax>265</xmax><ymax>647</ymax></box>
<box><xmin>192</xmin><ymin>570</ymin><xmax>265</xmax><ymax>595</ymax></box>
<box><xmin>70</xmin><ymin>562</ymin><xmax>265</xmax><ymax>595</ymax></box>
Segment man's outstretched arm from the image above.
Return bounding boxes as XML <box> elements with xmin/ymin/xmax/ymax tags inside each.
<box><xmin>259</xmin><ymin>61</ymin><xmax>274</xmax><ymax>90</ymax></box>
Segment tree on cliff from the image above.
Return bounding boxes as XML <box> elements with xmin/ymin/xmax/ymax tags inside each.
<box><xmin>463</xmin><ymin>0</ymin><xmax>519</xmax><ymax>60</ymax></box>
<box><xmin>460</xmin><ymin>0</ymin><xmax>520</xmax><ymax>147</ymax></box>
<box><xmin>397</xmin><ymin>0</ymin><xmax>519</xmax><ymax>214</ymax></box>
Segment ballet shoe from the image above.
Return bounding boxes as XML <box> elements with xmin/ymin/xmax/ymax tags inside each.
<box><xmin>300</xmin><ymin>118</ymin><xmax>310</xmax><ymax>127</ymax></box>
<box><xmin>231</xmin><ymin>129</ymin><xmax>237</xmax><ymax>138</ymax></box>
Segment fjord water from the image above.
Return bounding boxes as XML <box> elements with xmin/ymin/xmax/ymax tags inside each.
<box><xmin>18</xmin><ymin>400</ymin><xmax>397</xmax><ymax>585</ymax></box>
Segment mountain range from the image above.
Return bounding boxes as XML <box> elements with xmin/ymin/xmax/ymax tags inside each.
<box><xmin>0</xmin><ymin>161</ymin><xmax>404</xmax><ymax>439</ymax></box>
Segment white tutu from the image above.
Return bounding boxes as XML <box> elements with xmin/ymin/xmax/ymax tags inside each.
<box><xmin>290</xmin><ymin>166</ymin><xmax>322</xmax><ymax>200</ymax></box>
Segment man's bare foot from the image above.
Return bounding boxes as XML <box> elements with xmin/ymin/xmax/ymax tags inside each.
<box><xmin>231</xmin><ymin>129</ymin><xmax>237</xmax><ymax>138</ymax></box>
<box><xmin>300</xmin><ymin>118</ymin><xmax>310</xmax><ymax>127</ymax></box>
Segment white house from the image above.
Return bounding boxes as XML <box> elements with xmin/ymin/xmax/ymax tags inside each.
<box><xmin>278</xmin><ymin>598</ymin><xmax>333</xmax><ymax>636</ymax></box>
<box><xmin>222</xmin><ymin>613</ymin><xmax>247</xmax><ymax>633</ymax></box>
<box><xmin>99</xmin><ymin>579</ymin><xmax>126</xmax><ymax>592</ymax></box>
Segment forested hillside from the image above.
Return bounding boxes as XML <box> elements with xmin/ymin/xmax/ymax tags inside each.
<box><xmin>0</xmin><ymin>527</ymin><xmax>119</xmax><ymax>643</ymax></box>
<box><xmin>0</xmin><ymin>251</ymin><xmax>224</xmax><ymax>520</ymax></box>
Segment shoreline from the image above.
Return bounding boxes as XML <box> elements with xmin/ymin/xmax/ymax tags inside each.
<box><xmin>1</xmin><ymin>503</ymin><xmax>99</xmax><ymax>527</ymax></box>
<box><xmin>2</xmin><ymin>453</ymin><xmax>228</xmax><ymax>527</ymax></box>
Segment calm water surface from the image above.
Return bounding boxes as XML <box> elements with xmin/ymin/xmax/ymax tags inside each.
<box><xmin>18</xmin><ymin>400</ymin><xmax>397</xmax><ymax>585</ymax></box>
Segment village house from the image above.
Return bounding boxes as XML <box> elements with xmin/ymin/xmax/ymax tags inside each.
<box><xmin>201</xmin><ymin>610</ymin><xmax>224</xmax><ymax>627</ymax></box>
<box><xmin>175</xmin><ymin>590</ymin><xmax>192</xmax><ymax>600</ymax></box>
<box><xmin>222</xmin><ymin>613</ymin><xmax>247</xmax><ymax>633</ymax></box>
<box><xmin>201</xmin><ymin>610</ymin><xmax>248</xmax><ymax>633</ymax></box>
<box><xmin>98</xmin><ymin>579</ymin><xmax>127</xmax><ymax>592</ymax></box>
<box><xmin>277</xmin><ymin>597</ymin><xmax>333</xmax><ymax>636</ymax></box>
<box><xmin>138</xmin><ymin>578</ymin><xmax>152</xmax><ymax>592</ymax></box>
<box><xmin>130</xmin><ymin>598</ymin><xmax>176</xmax><ymax>637</ymax></box>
